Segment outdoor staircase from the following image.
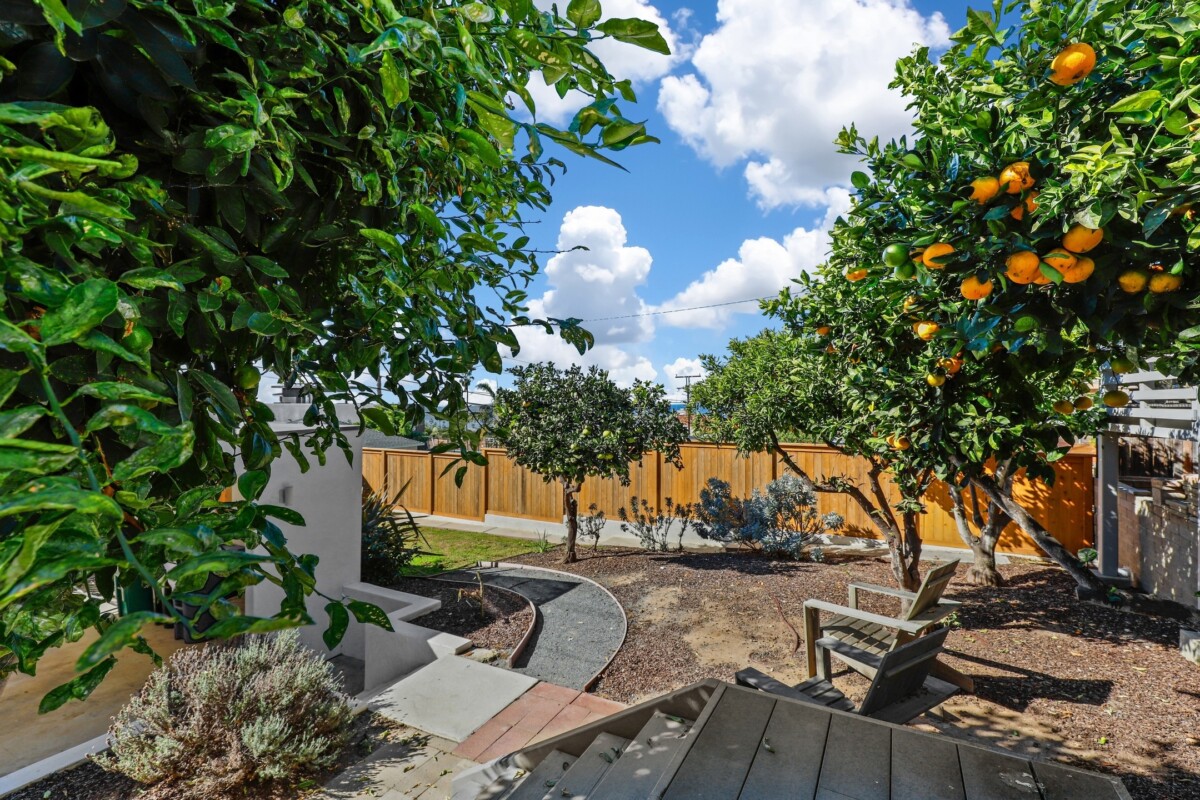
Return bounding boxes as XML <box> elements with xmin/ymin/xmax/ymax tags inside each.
<box><xmin>452</xmin><ymin>683</ymin><xmax>715</xmax><ymax>800</ymax></box>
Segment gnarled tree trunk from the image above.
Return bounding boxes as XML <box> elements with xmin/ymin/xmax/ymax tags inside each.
<box><xmin>948</xmin><ymin>469</ymin><xmax>1010</xmax><ymax>587</ymax></box>
<box><xmin>562</xmin><ymin>481</ymin><xmax>581</xmax><ymax>563</ymax></box>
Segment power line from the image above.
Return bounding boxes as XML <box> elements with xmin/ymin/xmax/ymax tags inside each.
<box><xmin>580</xmin><ymin>296</ymin><xmax>770</xmax><ymax>323</ymax></box>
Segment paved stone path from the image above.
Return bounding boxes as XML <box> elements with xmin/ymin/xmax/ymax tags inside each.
<box><xmin>438</xmin><ymin>565</ymin><xmax>625</xmax><ymax>690</ymax></box>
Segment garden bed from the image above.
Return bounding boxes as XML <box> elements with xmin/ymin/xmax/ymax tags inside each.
<box><xmin>388</xmin><ymin>576</ymin><xmax>533</xmax><ymax>658</ymax></box>
<box><xmin>511</xmin><ymin>547</ymin><xmax>1200</xmax><ymax>800</ymax></box>
<box><xmin>5</xmin><ymin>711</ymin><xmax>399</xmax><ymax>800</ymax></box>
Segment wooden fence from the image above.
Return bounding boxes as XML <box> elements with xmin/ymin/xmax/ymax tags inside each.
<box><xmin>362</xmin><ymin>442</ymin><xmax>1096</xmax><ymax>556</ymax></box>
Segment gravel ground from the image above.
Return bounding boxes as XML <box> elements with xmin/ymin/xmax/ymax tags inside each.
<box><xmin>511</xmin><ymin>547</ymin><xmax>1200</xmax><ymax>800</ymax></box>
<box><xmin>388</xmin><ymin>576</ymin><xmax>533</xmax><ymax>657</ymax></box>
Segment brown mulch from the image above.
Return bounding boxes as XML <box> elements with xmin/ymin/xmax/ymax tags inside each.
<box><xmin>387</xmin><ymin>576</ymin><xmax>533</xmax><ymax>657</ymax></box>
<box><xmin>510</xmin><ymin>547</ymin><xmax>1200</xmax><ymax>800</ymax></box>
<box><xmin>5</xmin><ymin>711</ymin><xmax>399</xmax><ymax>800</ymax></box>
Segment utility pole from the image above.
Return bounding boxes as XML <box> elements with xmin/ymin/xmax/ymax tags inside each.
<box><xmin>675</xmin><ymin>373</ymin><xmax>701</xmax><ymax>436</ymax></box>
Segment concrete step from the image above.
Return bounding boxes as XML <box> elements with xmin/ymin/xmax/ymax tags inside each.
<box><xmin>489</xmin><ymin>749</ymin><xmax>577</xmax><ymax>800</ymax></box>
<box><xmin>540</xmin><ymin>732</ymin><xmax>630</xmax><ymax>800</ymax></box>
<box><xmin>586</xmin><ymin>712</ymin><xmax>695</xmax><ymax>800</ymax></box>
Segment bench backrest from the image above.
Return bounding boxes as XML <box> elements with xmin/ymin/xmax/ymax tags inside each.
<box><xmin>904</xmin><ymin>559</ymin><xmax>960</xmax><ymax>620</ymax></box>
<box><xmin>857</xmin><ymin>626</ymin><xmax>950</xmax><ymax>717</ymax></box>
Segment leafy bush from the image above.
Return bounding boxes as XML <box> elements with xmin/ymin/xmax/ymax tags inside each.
<box><xmin>618</xmin><ymin>497</ymin><xmax>695</xmax><ymax>552</ymax></box>
<box><xmin>96</xmin><ymin>631</ymin><xmax>353</xmax><ymax>799</ymax></box>
<box><xmin>361</xmin><ymin>483</ymin><xmax>427</xmax><ymax>584</ymax></box>
<box><xmin>579</xmin><ymin>503</ymin><xmax>607</xmax><ymax>551</ymax></box>
<box><xmin>694</xmin><ymin>476</ymin><xmax>845</xmax><ymax>559</ymax></box>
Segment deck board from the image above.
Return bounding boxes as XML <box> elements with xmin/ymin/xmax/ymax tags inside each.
<box><xmin>738</xmin><ymin>695</ymin><xmax>831</xmax><ymax>800</ymax></box>
<box><xmin>817</xmin><ymin>713</ymin><xmax>891</xmax><ymax>800</ymax></box>
<box><xmin>661</xmin><ymin>687</ymin><xmax>775</xmax><ymax>800</ymax></box>
<box><xmin>957</xmin><ymin>743</ymin><xmax>1042</xmax><ymax>799</ymax></box>
<box><xmin>891</xmin><ymin>730</ymin><xmax>964</xmax><ymax>800</ymax></box>
<box><xmin>1032</xmin><ymin>760</ymin><xmax>1134</xmax><ymax>800</ymax></box>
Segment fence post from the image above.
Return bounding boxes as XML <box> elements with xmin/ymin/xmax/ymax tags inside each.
<box><xmin>480</xmin><ymin>453</ymin><xmax>489</xmax><ymax>521</ymax></box>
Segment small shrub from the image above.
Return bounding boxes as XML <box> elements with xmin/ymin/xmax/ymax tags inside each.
<box><xmin>531</xmin><ymin>530</ymin><xmax>558</xmax><ymax>553</ymax></box>
<box><xmin>617</xmin><ymin>497</ymin><xmax>695</xmax><ymax>552</ymax></box>
<box><xmin>96</xmin><ymin>630</ymin><xmax>354</xmax><ymax>799</ymax></box>
<box><xmin>1077</xmin><ymin>547</ymin><xmax>1098</xmax><ymax>567</ymax></box>
<box><xmin>362</xmin><ymin>480</ymin><xmax>428</xmax><ymax>583</ymax></box>
<box><xmin>693</xmin><ymin>475</ymin><xmax>844</xmax><ymax>560</ymax></box>
<box><xmin>579</xmin><ymin>504</ymin><xmax>607</xmax><ymax>551</ymax></box>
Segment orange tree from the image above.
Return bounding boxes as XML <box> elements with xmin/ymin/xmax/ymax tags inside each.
<box><xmin>809</xmin><ymin>0</ymin><xmax>1199</xmax><ymax>590</ymax></box>
<box><xmin>692</xmin><ymin>315</ymin><xmax>941</xmax><ymax>590</ymax></box>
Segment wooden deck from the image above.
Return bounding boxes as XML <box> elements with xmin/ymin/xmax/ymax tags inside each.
<box><xmin>656</xmin><ymin>683</ymin><xmax>1132</xmax><ymax>800</ymax></box>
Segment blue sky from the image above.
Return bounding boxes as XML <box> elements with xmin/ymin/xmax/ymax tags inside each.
<box><xmin>475</xmin><ymin>0</ymin><xmax>978</xmax><ymax>401</ymax></box>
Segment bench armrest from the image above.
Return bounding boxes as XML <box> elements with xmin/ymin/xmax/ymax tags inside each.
<box><xmin>802</xmin><ymin>599</ymin><xmax>929</xmax><ymax>635</ymax></box>
<box><xmin>847</xmin><ymin>582</ymin><xmax>916</xmax><ymax>606</ymax></box>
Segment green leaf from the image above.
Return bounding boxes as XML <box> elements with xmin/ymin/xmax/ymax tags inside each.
<box><xmin>112</xmin><ymin>427</ymin><xmax>194</xmax><ymax>482</ymax></box>
<box><xmin>0</xmin><ymin>439</ymin><xmax>79</xmax><ymax>474</ymax></box>
<box><xmin>1106</xmin><ymin>90</ymin><xmax>1162</xmax><ymax>113</ymax></box>
<box><xmin>850</xmin><ymin>171</ymin><xmax>870</xmax><ymax>189</ymax></box>
<box><xmin>78</xmin><ymin>612</ymin><xmax>171</xmax><ymax>669</ymax></box>
<box><xmin>379</xmin><ymin>52</ymin><xmax>410</xmax><ymax>106</ymax></box>
<box><xmin>238</xmin><ymin>469</ymin><xmax>269</xmax><ymax>501</ymax></box>
<box><xmin>567</xmin><ymin>0</ymin><xmax>602</xmax><ymax>28</ymax></box>
<box><xmin>461</xmin><ymin>3</ymin><xmax>496</xmax><ymax>23</ymax></box>
<box><xmin>348</xmin><ymin>599</ymin><xmax>394</xmax><ymax>631</ymax></box>
<box><xmin>166</xmin><ymin>550</ymin><xmax>270</xmax><ymax>583</ymax></box>
<box><xmin>201</xmin><ymin>615</ymin><xmax>302</xmax><ymax>639</ymax></box>
<box><xmin>256</xmin><ymin>504</ymin><xmax>305</xmax><ymax>526</ymax></box>
<box><xmin>323</xmin><ymin>601</ymin><xmax>350</xmax><ymax>649</ymax></box>
<box><xmin>39</xmin><ymin>279</ymin><xmax>118</xmax><ymax>347</ymax></box>
<box><xmin>0</xmin><ymin>480</ymin><xmax>121</xmax><ymax>520</ymax></box>
<box><xmin>71</xmin><ymin>382</ymin><xmax>174</xmax><ymax>405</ymax></box>
<box><xmin>39</xmin><ymin>657</ymin><xmax>118</xmax><ymax>713</ymax></box>
<box><xmin>0</xmin><ymin>406</ymin><xmax>46</xmax><ymax>438</ymax></box>
<box><xmin>0</xmin><ymin>320</ymin><xmax>39</xmax><ymax>356</ymax></box>
<box><xmin>191</xmin><ymin>370</ymin><xmax>241</xmax><ymax>418</ymax></box>
<box><xmin>595</xmin><ymin>18</ymin><xmax>670</xmax><ymax>54</ymax></box>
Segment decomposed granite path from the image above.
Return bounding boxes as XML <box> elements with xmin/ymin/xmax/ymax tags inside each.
<box><xmin>437</xmin><ymin>565</ymin><xmax>625</xmax><ymax>690</ymax></box>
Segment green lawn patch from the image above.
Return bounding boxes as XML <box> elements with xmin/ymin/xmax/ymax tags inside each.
<box><xmin>404</xmin><ymin>527</ymin><xmax>549</xmax><ymax>576</ymax></box>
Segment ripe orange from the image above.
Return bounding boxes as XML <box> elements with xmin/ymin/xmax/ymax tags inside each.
<box><xmin>926</xmin><ymin>373</ymin><xmax>946</xmax><ymax>387</ymax></box>
<box><xmin>1005</xmin><ymin>251</ymin><xmax>1041</xmax><ymax>284</ymax></box>
<box><xmin>1050</xmin><ymin>43</ymin><xmax>1097</xmax><ymax>86</ymax></box>
<box><xmin>1062</xmin><ymin>224</ymin><xmax>1104</xmax><ymax>253</ymax></box>
<box><xmin>1010</xmin><ymin>191</ymin><xmax>1039</xmax><ymax>220</ymax></box>
<box><xmin>999</xmin><ymin>161</ymin><xmax>1035</xmax><ymax>194</ymax></box>
<box><xmin>1060</xmin><ymin>256</ymin><xmax>1095</xmax><ymax>284</ymax></box>
<box><xmin>1102</xmin><ymin>390</ymin><xmax>1130</xmax><ymax>408</ymax></box>
<box><xmin>1148</xmin><ymin>269</ymin><xmax>1183</xmax><ymax>293</ymax></box>
<box><xmin>1052</xmin><ymin>399</ymin><xmax>1075</xmax><ymax>415</ymax></box>
<box><xmin>922</xmin><ymin>242</ymin><xmax>955</xmax><ymax>269</ymax></box>
<box><xmin>887</xmin><ymin>434</ymin><xmax>912</xmax><ymax>451</ymax></box>
<box><xmin>1117</xmin><ymin>269</ymin><xmax>1149</xmax><ymax>293</ymax></box>
<box><xmin>816</xmin><ymin>325</ymin><xmax>831</xmax><ymax>336</ymax></box>
<box><xmin>1043</xmin><ymin>247</ymin><xmax>1077</xmax><ymax>273</ymax></box>
<box><xmin>914</xmin><ymin>321</ymin><xmax>940</xmax><ymax>341</ymax></box>
<box><xmin>969</xmin><ymin>176</ymin><xmax>1000</xmax><ymax>204</ymax></box>
<box><xmin>960</xmin><ymin>275</ymin><xmax>993</xmax><ymax>300</ymax></box>
<box><xmin>938</xmin><ymin>356</ymin><xmax>963</xmax><ymax>375</ymax></box>
<box><xmin>845</xmin><ymin>267</ymin><xmax>870</xmax><ymax>282</ymax></box>
<box><xmin>1073</xmin><ymin>396</ymin><xmax>1094</xmax><ymax>411</ymax></box>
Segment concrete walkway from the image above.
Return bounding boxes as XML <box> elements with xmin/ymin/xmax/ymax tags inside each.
<box><xmin>437</xmin><ymin>565</ymin><xmax>625</xmax><ymax>690</ymax></box>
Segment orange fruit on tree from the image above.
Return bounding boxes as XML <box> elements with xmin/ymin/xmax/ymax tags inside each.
<box><xmin>926</xmin><ymin>373</ymin><xmax>946</xmax><ymax>387</ymax></box>
<box><xmin>1043</xmin><ymin>247</ymin><xmax>1077</xmax><ymax>274</ymax></box>
<box><xmin>845</xmin><ymin>267</ymin><xmax>869</xmax><ymax>282</ymax></box>
<box><xmin>969</xmin><ymin>176</ymin><xmax>1000</xmax><ymax>204</ymax></box>
<box><xmin>1050</xmin><ymin>43</ymin><xmax>1097</xmax><ymax>86</ymax></box>
<box><xmin>1062</xmin><ymin>224</ymin><xmax>1104</xmax><ymax>253</ymax></box>
<box><xmin>903</xmin><ymin>295</ymin><xmax>919</xmax><ymax>313</ymax></box>
<box><xmin>1117</xmin><ymin>269</ymin><xmax>1149</xmax><ymax>293</ymax></box>
<box><xmin>1060</xmin><ymin>256</ymin><xmax>1095</xmax><ymax>284</ymax></box>
<box><xmin>922</xmin><ymin>242</ymin><xmax>955</xmax><ymax>269</ymax></box>
<box><xmin>960</xmin><ymin>275</ymin><xmax>993</xmax><ymax>300</ymax></box>
<box><xmin>1102</xmin><ymin>390</ymin><xmax>1130</xmax><ymax>408</ymax></box>
<box><xmin>1073</xmin><ymin>396</ymin><xmax>1094</xmax><ymax>411</ymax></box>
<box><xmin>1005</xmin><ymin>250</ymin><xmax>1041</xmax><ymax>284</ymax></box>
<box><xmin>999</xmin><ymin>161</ymin><xmax>1035</xmax><ymax>194</ymax></box>
<box><xmin>1052</xmin><ymin>399</ymin><xmax>1075</xmax><ymax>415</ymax></box>
<box><xmin>914</xmin><ymin>321</ymin><xmax>940</xmax><ymax>341</ymax></box>
<box><xmin>816</xmin><ymin>325</ymin><xmax>831</xmax><ymax>336</ymax></box>
<box><xmin>938</xmin><ymin>356</ymin><xmax>963</xmax><ymax>375</ymax></box>
<box><xmin>1010</xmin><ymin>191</ymin><xmax>1039</xmax><ymax>220</ymax></box>
<box><xmin>1148</xmin><ymin>266</ymin><xmax>1182</xmax><ymax>293</ymax></box>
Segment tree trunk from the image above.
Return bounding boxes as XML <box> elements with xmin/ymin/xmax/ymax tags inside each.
<box><xmin>948</xmin><ymin>482</ymin><xmax>1006</xmax><ymax>587</ymax></box>
<box><xmin>562</xmin><ymin>481</ymin><xmax>580</xmax><ymax>563</ymax></box>
<box><xmin>971</xmin><ymin>471</ymin><xmax>1103</xmax><ymax>591</ymax></box>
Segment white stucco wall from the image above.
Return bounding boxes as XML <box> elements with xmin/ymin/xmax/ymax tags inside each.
<box><xmin>243</xmin><ymin>404</ymin><xmax>364</xmax><ymax>655</ymax></box>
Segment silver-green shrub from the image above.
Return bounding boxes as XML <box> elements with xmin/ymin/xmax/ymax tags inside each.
<box><xmin>95</xmin><ymin>630</ymin><xmax>353</xmax><ymax>798</ymax></box>
<box><xmin>694</xmin><ymin>476</ymin><xmax>845</xmax><ymax>559</ymax></box>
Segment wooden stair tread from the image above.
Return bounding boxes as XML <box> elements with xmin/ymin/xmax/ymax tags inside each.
<box><xmin>540</xmin><ymin>732</ymin><xmax>630</xmax><ymax>800</ymax></box>
<box><xmin>588</xmin><ymin>712</ymin><xmax>695</xmax><ymax>800</ymax></box>
<box><xmin>497</xmin><ymin>749</ymin><xmax>577</xmax><ymax>800</ymax></box>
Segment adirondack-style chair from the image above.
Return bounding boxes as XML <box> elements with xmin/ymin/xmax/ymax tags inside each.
<box><xmin>736</xmin><ymin>627</ymin><xmax>957</xmax><ymax>724</ymax></box>
<box><xmin>802</xmin><ymin>559</ymin><xmax>974</xmax><ymax>692</ymax></box>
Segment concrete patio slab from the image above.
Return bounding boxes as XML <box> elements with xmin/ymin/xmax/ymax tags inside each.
<box><xmin>367</xmin><ymin>656</ymin><xmax>537</xmax><ymax>742</ymax></box>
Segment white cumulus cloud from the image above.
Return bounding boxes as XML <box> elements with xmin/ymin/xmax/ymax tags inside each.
<box><xmin>658</xmin><ymin>0</ymin><xmax>950</xmax><ymax>208</ymax></box>
<box><xmin>656</xmin><ymin>189</ymin><xmax>851</xmax><ymax>328</ymax></box>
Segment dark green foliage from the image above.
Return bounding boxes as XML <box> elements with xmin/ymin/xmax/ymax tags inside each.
<box><xmin>361</xmin><ymin>483</ymin><xmax>428</xmax><ymax>585</ymax></box>
<box><xmin>0</xmin><ymin>0</ymin><xmax>667</xmax><ymax>700</ymax></box>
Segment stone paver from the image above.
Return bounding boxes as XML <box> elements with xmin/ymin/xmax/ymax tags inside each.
<box><xmin>323</xmin><ymin>727</ymin><xmax>470</xmax><ymax>800</ymax></box>
<box><xmin>439</xmin><ymin>566</ymin><xmax>624</xmax><ymax>689</ymax></box>
<box><xmin>453</xmin><ymin>681</ymin><xmax>626</xmax><ymax>762</ymax></box>
<box><xmin>368</xmin><ymin>655</ymin><xmax>537</xmax><ymax>742</ymax></box>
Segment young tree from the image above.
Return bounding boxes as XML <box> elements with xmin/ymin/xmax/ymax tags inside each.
<box><xmin>812</xmin><ymin>0</ymin><xmax>1200</xmax><ymax>590</ymax></box>
<box><xmin>0</xmin><ymin>0</ymin><xmax>668</xmax><ymax>703</ymax></box>
<box><xmin>490</xmin><ymin>364</ymin><xmax>686</xmax><ymax>562</ymax></box>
